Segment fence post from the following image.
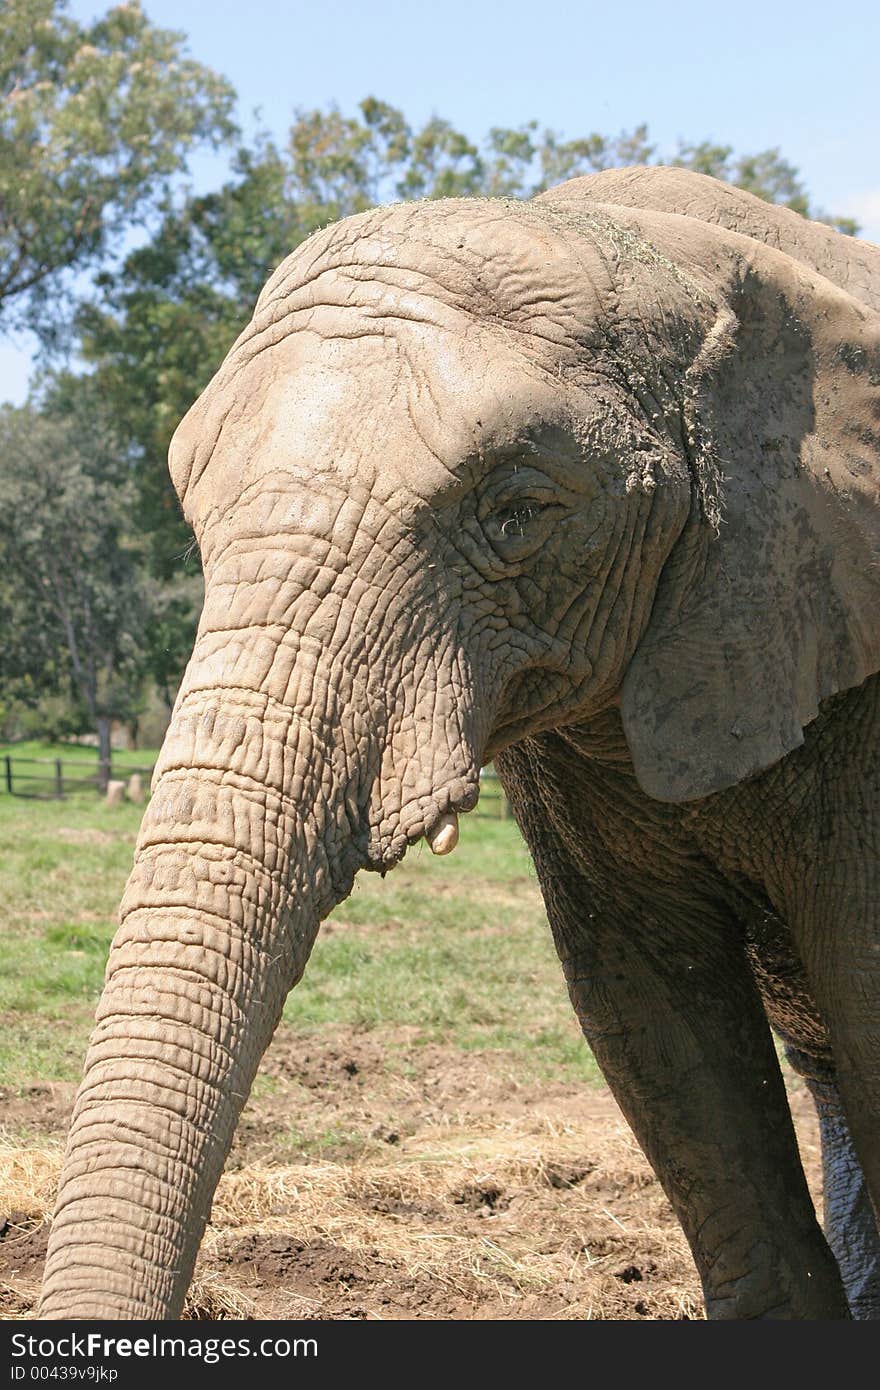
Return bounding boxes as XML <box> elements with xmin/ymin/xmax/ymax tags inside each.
<box><xmin>4</xmin><ymin>756</ymin><xmax>11</xmax><ymax>795</ymax></box>
<box><xmin>54</xmin><ymin>758</ymin><xmax>64</xmax><ymax>800</ymax></box>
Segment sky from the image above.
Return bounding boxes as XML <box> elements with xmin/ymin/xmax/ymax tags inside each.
<box><xmin>3</xmin><ymin>0</ymin><xmax>878</xmax><ymax>402</ymax></box>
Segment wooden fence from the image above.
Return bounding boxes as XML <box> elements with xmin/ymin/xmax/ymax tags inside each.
<box><xmin>1</xmin><ymin>755</ymin><xmax>155</xmax><ymax>800</ymax></box>
<box><xmin>1</xmin><ymin>754</ymin><xmax>509</xmax><ymax>815</ymax></box>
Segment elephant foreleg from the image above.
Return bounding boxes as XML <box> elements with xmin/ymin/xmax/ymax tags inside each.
<box><xmin>562</xmin><ymin>897</ymin><xmax>850</xmax><ymax>1315</ymax></box>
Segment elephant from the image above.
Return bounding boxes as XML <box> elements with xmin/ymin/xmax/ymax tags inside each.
<box><xmin>38</xmin><ymin>166</ymin><xmax>880</xmax><ymax>1320</ymax></box>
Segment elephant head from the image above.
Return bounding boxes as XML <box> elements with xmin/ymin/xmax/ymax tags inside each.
<box><xmin>39</xmin><ymin>178</ymin><xmax>880</xmax><ymax>1318</ymax></box>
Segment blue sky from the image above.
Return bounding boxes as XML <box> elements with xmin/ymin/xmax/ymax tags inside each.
<box><xmin>3</xmin><ymin>0</ymin><xmax>878</xmax><ymax>402</ymax></box>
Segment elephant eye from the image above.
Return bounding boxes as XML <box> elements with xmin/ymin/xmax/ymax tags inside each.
<box><xmin>475</xmin><ymin>463</ymin><xmax>562</xmax><ymax>565</ymax></box>
<box><xmin>498</xmin><ymin>503</ymin><xmax>540</xmax><ymax>537</ymax></box>
<box><xmin>484</xmin><ymin>493</ymin><xmax>557</xmax><ymax>564</ymax></box>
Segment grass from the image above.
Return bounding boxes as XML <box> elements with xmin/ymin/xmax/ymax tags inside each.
<box><xmin>0</xmin><ymin>780</ymin><xmax>598</xmax><ymax>1091</ymax></box>
<box><xmin>0</xmin><ymin>790</ymin><xmax>146</xmax><ymax>1081</ymax></box>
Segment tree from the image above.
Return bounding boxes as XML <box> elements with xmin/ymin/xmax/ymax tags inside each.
<box><xmin>283</xmin><ymin>102</ymin><xmax>856</xmax><ymax>223</ymax></box>
<box><xmin>0</xmin><ymin>377</ymin><xmax>188</xmax><ymax>774</ymax></box>
<box><xmin>76</xmin><ymin>142</ymin><xmax>303</xmax><ymax>575</ymax></box>
<box><xmin>282</xmin><ymin>103</ymin><xmax>661</xmax><ymax>209</ymax></box>
<box><xmin>0</xmin><ymin>0</ymin><xmax>235</xmax><ymax>333</ymax></box>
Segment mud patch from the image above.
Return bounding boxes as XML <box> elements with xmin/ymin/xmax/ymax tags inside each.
<box><xmin>0</xmin><ymin>1084</ymin><xmax>76</xmax><ymax>1141</ymax></box>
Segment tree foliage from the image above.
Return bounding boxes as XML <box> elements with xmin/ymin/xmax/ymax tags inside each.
<box><xmin>0</xmin><ymin>376</ymin><xmax>199</xmax><ymax>754</ymax></box>
<box><xmin>0</xmin><ymin>0</ymin><xmax>235</xmax><ymax>331</ymax></box>
<box><xmin>282</xmin><ymin>101</ymin><xmax>855</xmax><ymax>227</ymax></box>
<box><xmin>76</xmin><ymin>143</ymin><xmax>303</xmax><ymax>574</ymax></box>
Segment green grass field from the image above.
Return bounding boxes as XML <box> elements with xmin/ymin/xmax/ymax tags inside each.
<box><xmin>0</xmin><ymin>758</ymin><xmax>597</xmax><ymax>1093</ymax></box>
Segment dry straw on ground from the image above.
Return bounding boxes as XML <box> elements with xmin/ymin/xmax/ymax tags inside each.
<box><xmin>0</xmin><ymin>1110</ymin><xmax>704</xmax><ymax>1320</ymax></box>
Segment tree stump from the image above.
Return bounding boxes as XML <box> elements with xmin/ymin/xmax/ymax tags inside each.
<box><xmin>105</xmin><ymin>780</ymin><xmax>126</xmax><ymax>807</ymax></box>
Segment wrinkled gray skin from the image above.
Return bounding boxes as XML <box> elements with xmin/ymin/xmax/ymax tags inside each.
<box><xmin>39</xmin><ymin>168</ymin><xmax>880</xmax><ymax>1319</ymax></box>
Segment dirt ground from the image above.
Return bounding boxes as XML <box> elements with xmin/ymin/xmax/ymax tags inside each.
<box><xmin>0</xmin><ymin>1028</ymin><xmax>823</xmax><ymax>1321</ymax></box>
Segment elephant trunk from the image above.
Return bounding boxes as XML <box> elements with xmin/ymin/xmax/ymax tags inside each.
<box><xmin>39</xmin><ymin>687</ymin><xmax>356</xmax><ymax>1319</ymax></box>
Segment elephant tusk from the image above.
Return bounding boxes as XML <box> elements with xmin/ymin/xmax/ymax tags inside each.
<box><xmin>427</xmin><ymin>811</ymin><xmax>459</xmax><ymax>856</ymax></box>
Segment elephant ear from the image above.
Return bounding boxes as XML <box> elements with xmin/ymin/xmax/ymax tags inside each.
<box><xmin>621</xmin><ymin>247</ymin><xmax>880</xmax><ymax>803</ymax></box>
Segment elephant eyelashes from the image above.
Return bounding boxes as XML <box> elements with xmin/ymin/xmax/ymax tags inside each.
<box><xmin>498</xmin><ymin>504</ymin><xmax>538</xmax><ymax>536</ymax></box>
<box><xmin>481</xmin><ymin>500</ymin><xmax>550</xmax><ymax>558</ymax></box>
<box><xmin>483</xmin><ymin>492</ymin><xmax>559</xmax><ymax>564</ymax></box>
<box><xmin>473</xmin><ymin>461</ymin><xmax>562</xmax><ymax>564</ymax></box>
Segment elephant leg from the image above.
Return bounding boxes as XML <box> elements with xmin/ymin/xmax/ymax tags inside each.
<box><xmin>554</xmin><ymin>901</ymin><xmax>846</xmax><ymax>1318</ymax></box>
<box><xmin>786</xmin><ymin>1047</ymin><xmax>880</xmax><ymax>1319</ymax></box>
<box><xmin>783</xmin><ymin>883</ymin><xmax>880</xmax><ymax>1316</ymax></box>
<box><xmin>500</xmin><ymin>733</ymin><xmax>850</xmax><ymax>1317</ymax></box>
<box><xmin>497</xmin><ymin>740</ymin><xmax>847</xmax><ymax>1319</ymax></box>
<box><xmin>776</xmin><ymin>695</ymin><xmax>880</xmax><ymax>1307</ymax></box>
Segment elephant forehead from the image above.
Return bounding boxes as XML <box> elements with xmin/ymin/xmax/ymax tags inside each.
<box><xmin>252</xmin><ymin>198</ymin><xmax>610</xmax><ymax>347</ymax></box>
<box><xmin>168</xmin><ymin>201</ymin><xmax>638</xmax><ymax>520</ymax></box>
<box><xmin>172</xmin><ymin>308</ymin><xmax>578</xmax><ymax>535</ymax></box>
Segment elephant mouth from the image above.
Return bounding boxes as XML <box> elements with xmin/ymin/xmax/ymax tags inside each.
<box><xmin>363</xmin><ymin>773</ymin><xmax>482</xmax><ymax>873</ymax></box>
